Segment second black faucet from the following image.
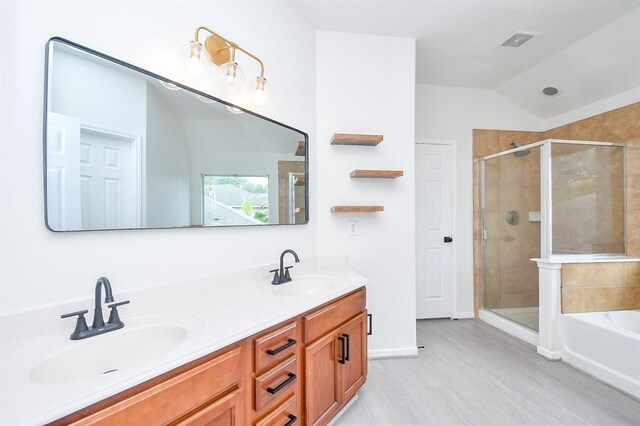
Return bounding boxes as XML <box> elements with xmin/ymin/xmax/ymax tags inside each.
<box><xmin>270</xmin><ymin>249</ymin><xmax>300</xmax><ymax>285</ymax></box>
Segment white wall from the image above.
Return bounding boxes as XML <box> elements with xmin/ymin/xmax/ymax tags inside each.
<box><xmin>316</xmin><ymin>31</ymin><xmax>417</xmax><ymax>357</ymax></box>
<box><xmin>145</xmin><ymin>85</ymin><xmax>191</xmax><ymax>228</ymax></box>
<box><xmin>415</xmin><ymin>84</ymin><xmax>542</xmax><ymax>316</ymax></box>
<box><xmin>0</xmin><ymin>1</ymin><xmax>316</xmax><ymax>313</ymax></box>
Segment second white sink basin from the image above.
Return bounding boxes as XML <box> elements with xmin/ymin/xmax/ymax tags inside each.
<box><xmin>30</xmin><ymin>318</ymin><xmax>198</xmax><ymax>384</ymax></box>
<box><xmin>272</xmin><ymin>275</ymin><xmax>338</xmax><ymax>297</ymax></box>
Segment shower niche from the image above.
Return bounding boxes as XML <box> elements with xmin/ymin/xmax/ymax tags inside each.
<box><xmin>480</xmin><ymin>140</ymin><xmax>626</xmax><ymax>331</ymax></box>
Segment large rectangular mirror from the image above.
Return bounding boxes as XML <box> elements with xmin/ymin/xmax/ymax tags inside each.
<box><xmin>44</xmin><ymin>38</ymin><xmax>308</xmax><ymax>232</ymax></box>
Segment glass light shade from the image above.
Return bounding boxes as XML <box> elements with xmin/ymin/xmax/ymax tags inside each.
<box><xmin>196</xmin><ymin>94</ymin><xmax>216</xmax><ymax>104</ymax></box>
<box><xmin>220</xmin><ymin>61</ymin><xmax>246</xmax><ymax>90</ymax></box>
<box><xmin>160</xmin><ymin>81</ymin><xmax>180</xmax><ymax>91</ymax></box>
<box><xmin>226</xmin><ymin>105</ymin><xmax>244</xmax><ymax>114</ymax></box>
<box><xmin>178</xmin><ymin>41</ymin><xmax>213</xmax><ymax>82</ymax></box>
<box><xmin>252</xmin><ymin>76</ymin><xmax>272</xmax><ymax>107</ymax></box>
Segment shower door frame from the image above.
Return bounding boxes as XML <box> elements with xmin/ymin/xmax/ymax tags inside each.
<box><xmin>481</xmin><ymin>139</ymin><xmax>627</xmax><ymax>314</ymax></box>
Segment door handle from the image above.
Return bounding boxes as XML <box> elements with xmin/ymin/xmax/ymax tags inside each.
<box><xmin>266</xmin><ymin>372</ymin><xmax>296</xmax><ymax>394</ymax></box>
<box><xmin>266</xmin><ymin>338</ymin><xmax>296</xmax><ymax>356</ymax></box>
<box><xmin>284</xmin><ymin>414</ymin><xmax>297</xmax><ymax>426</ymax></box>
<box><xmin>444</xmin><ymin>236</ymin><xmax>453</xmax><ymax>243</ymax></box>
<box><xmin>342</xmin><ymin>333</ymin><xmax>350</xmax><ymax>361</ymax></box>
<box><xmin>337</xmin><ymin>336</ymin><xmax>346</xmax><ymax>364</ymax></box>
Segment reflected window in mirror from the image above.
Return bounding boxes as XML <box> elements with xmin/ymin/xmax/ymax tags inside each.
<box><xmin>202</xmin><ymin>175</ymin><xmax>269</xmax><ymax>226</ymax></box>
<box><xmin>43</xmin><ymin>38</ymin><xmax>308</xmax><ymax>231</ymax></box>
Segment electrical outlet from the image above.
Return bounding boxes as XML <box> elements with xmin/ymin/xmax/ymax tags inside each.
<box><xmin>348</xmin><ymin>220</ymin><xmax>359</xmax><ymax>236</ymax></box>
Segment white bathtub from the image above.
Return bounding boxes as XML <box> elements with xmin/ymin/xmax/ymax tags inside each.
<box><xmin>561</xmin><ymin>310</ymin><xmax>640</xmax><ymax>398</ymax></box>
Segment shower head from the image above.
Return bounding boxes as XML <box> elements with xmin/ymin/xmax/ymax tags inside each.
<box><xmin>511</xmin><ymin>141</ymin><xmax>531</xmax><ymax>157</ymax></box>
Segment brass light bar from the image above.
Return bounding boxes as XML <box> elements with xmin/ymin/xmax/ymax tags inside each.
<box><xmin>192</xmin><ymin>26</ymin><xmax>265</xmax><ymax>78</ymax></box>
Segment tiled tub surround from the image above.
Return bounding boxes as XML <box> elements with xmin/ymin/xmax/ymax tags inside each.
<box><xmin>473</xmin><ymin>101</ymin><xmax>640</xmax><ymax>315</ymax></box>
<box><xmin>0</xmin><ymin>256</ymin><xmax>367</xmax><ymax>425</ymax></box>
<box><xmin>561</xmin><ymin>262</ymin><xmax>640</xmax><ymax>313</ymax></box>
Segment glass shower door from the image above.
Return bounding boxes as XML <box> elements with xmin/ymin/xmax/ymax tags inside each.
<box><xmin>483</xmin><ymin>146</ymin><xmax>541</xmax><ymax>330</ymax></box>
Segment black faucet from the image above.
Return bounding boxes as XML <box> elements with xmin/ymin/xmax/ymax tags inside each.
<box><xmin>270</xmin><ymin>249</ymin><xmax>300</xmax><ymax>285</ymax></box>
<box><xmin>92</xmin><ymin>276</ymin><xmax>114</xmax><ymax>329</ymax></box>
<box><xmin>61</xmin><ymin>277</ymin><xmax>130</xmax><ymax>340</ymax></box>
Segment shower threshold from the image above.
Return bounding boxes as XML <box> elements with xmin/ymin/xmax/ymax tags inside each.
<box><xmin>490</xmin><ymin>307</ymin><xmax>539</xmax><ymax>331</ymax></box>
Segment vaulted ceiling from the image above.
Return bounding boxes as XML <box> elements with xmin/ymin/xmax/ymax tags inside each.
<box><xmin>288</xmin><ymin>0</ymin><xmax>640</xmax><ymax>119</ymax></box>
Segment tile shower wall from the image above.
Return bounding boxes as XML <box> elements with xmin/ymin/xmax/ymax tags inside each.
<box><xmin>561</xmin><ymin>262</ymin><xmax>640</xmax><ymax>312</ymax></box>
<box><xmin>472</xmin><ymin>102</ymin><xmax>640</xmax><ymax>315</ymax></box>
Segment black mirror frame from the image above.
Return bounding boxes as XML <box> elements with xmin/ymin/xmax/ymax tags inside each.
<box><xmin>43</xmin><ymin>37</ymin><xmax>309</xmax><ymax>232</ymax></box>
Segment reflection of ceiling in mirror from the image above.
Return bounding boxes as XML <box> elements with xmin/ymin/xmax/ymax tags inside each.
<box><xmin>148</xmin><ymin>84</ymin><xmax>302</xmax><ymax>154</ymax></box>
<box><xmin>52</xmin><ymin>40</ymin><xmax>304</xmax><ymax>156</ymax></box>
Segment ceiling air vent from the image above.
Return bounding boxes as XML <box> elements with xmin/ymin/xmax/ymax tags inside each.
<box><xmin>499</xmin><ymin>31</ymin><xmax>539</xmax><ymax>48</ymax></box>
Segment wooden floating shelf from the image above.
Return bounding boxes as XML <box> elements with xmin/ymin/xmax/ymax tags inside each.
<box><xmin>330</xmin><ymin>133</ymin><xmax>383</xmax><ymax>146</ymax></box>
<box><xmin>350</xmin><ymin>169</ymin><xmax>403</xmax><ymax>179</ymax></box>
<box><xmin>295</xmin><ymin>140</ymin><xmax>305</xmax><ymax>156</ymax></box>
<box><xmin>330</xmin><ymin>206</ymin><xmax>384</xmax><ymax>213</ymax></box>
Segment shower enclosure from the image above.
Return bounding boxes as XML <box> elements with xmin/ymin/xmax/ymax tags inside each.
<box><xmin>481</xmin><ymin>140</ymin><xmax>626</xmax><ymax>330</ymax></box>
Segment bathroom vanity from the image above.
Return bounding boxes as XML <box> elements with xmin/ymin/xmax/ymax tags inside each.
<box><xmin>54</xmin><ymin>288</ymin><xmax>367</xmax><ymax>425</ymax></box>
<box><xmin>0</xmin><ymin>257</ymin><xmax>368</xmax><ymax>425</ymax></box>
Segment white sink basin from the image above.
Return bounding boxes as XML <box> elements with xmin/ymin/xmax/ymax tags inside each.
<box><xmin>30</xmin><ymin>320</ymin><xmax>194</xmax><ymax>384</ymax></box>
<box><xmin>272</xmin><ymin>275</ymin><xmax>339</xmax><ymax>297</ymax></box>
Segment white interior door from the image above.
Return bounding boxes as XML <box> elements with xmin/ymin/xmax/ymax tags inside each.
<box><xmin>46</xmin><ymin>112</ymin><xmax>82</xmax><ymax>230</ymax></box>
<box><xmin>80</xmin><ymin>129</ymin><xmax>135</xmax><ymax>229</ymax></box>
<box><xmin>416</xmin><ymin>142</ymin><xmax>455</xmax><ymax>319</ymax></box>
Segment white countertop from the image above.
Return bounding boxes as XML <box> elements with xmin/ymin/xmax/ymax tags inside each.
<box><xmin>0</xmin><ymin>256</ymin><xmax>367</xmax><ymax>425</ymax></box>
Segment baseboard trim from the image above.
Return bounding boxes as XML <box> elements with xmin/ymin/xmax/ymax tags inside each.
<box><xmin>454</xmin><ymin>311</ymin><xmax>475</xmax><ymax>319</ymax></box>
<box><xmin>537</xmin><ymin>346</ymin><xmax>562</xmax><ymax>361</ymax></box>
<box><xmin>368</xmin><ymin>347</ymin><xmax>419</xmax><ymax>359</ymax></box>
<box><xmin>478</xmin><ymin>308</ymin><xmax>539</xmax><ymax>346</ymax></box>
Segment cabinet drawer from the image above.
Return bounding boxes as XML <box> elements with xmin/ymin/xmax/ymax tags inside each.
<box><xmin>174</xmin><ymin>388</ymin><xmax>244</xmax><ymax>426</ymax></box>
<box><xmin>254</xmin><ymin>356</ymin><xmax>297</xmax><ymax>413</ymax></box>
<box><xmin>73</xmin><ymin>347</ymin><xmax>242</xmax><ymax>425</ymax></box>
<box><xmin>254</xmin><ymin>321</ymin><xmax>298</xmax><ymax>374</ymax></box>
<box><xmin>254</xmin><ymin>395</ymin><xmax>299</xmax><ymax>426</ymax></box>
<box><xmin>304</xmin><ymin>288</ymin><xmax>365</xmax><ymax>343</ymax></box>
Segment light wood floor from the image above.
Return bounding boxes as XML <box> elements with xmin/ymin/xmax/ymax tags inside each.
<box><xmin>335</xmin><ymin>319</ymin><xmax>640</xmax><ymax>425</ymax></box>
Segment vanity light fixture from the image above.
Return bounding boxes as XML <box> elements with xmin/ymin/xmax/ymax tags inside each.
<box><xmin>187</xmin><ymin>26</ymin><xmax>270</xmax><ymax>106</ymax></box>
<box><xmin>160</xmin><ymin>81</ymin><xmax>180</xmax><ymax>91</ymax></box>
<box><xmin>226</xmin><ymin>105</ymin><xmax>244</xmax><ymax>114</ymax></box>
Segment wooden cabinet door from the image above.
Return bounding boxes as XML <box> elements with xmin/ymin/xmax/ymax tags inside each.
<box><xmin>304</xmin><ymin>331</ymin><xmax>340</xmax><ymax>426</ymax></box>
<box><xmin>174</xmin><ymin>389</ymin><xmax>243</xmax><ymax>426</ymax></box>
<box><xmin>338</xmin><ymin>311</ymin><xmax>368</xmax><ymax>404</ymax></box>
